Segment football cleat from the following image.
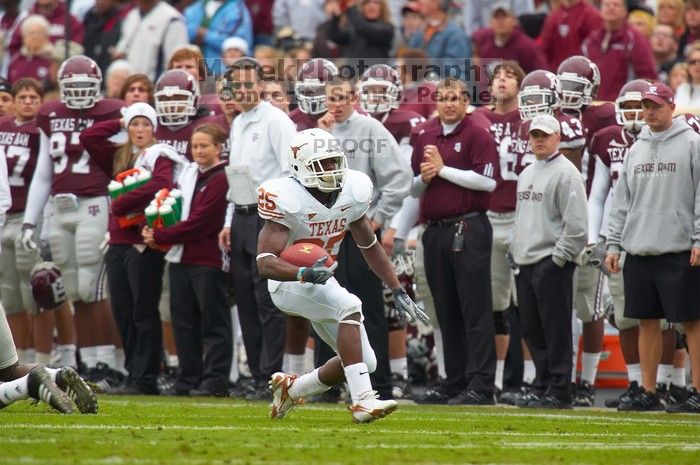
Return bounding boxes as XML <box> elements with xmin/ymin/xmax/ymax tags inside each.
<box><xmin>269</xmin><ymin>372</ymin><xmax>303</xmax><ymax>419</ymax></box>
<box><xmin>605</xmin><ymin>380</ymin><xmax>641</xmax><ymax>408</ymax></box>
<box><xmin>349</xmin><ymin>390</ymin><xmax>398</xmax><ymax>423</ymax></box>
<box><xmin>55</xmin><ymin>367</ymin><xmax>98</xmax><ymax>414</ymax></box>
<box><xmin>572</xmin><ymin>380</ymin><xmax>596</xmax><ymax>407</ymax></box>
<box><xmin>618</xmin><ymin>388</ymin><xmax>663</xmax><ymax>412</ymax></box>
<box><xmin>666</xmin><ymin>387</ymin><xmax>700</xmax><ymax>413</ymax></box>
<box><xmin>28</xmin><ymin>366</ymin><xmax>74</xmax><ymax>414</ymax></box>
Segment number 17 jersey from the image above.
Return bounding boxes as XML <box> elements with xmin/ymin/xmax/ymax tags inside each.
<box><xmin>257</xmin><ymin>170</ymin><xmax>374</xmax><ymax>259</ymax></box>
<box><xmin>0</xmin><ymin>116</ymin><xmax>39</xmax><ymax>213</ymax></box>
<box><xmin>37</xmin><ymin>98</ymin><xmax>124</xmax><ymax>197</ymax></box>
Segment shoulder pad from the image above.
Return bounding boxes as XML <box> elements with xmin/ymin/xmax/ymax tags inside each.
<box><xmin>259</xmin><ymin>178</ymin><xmax>302</xmax><ymax>217</ymax></box>
<box><xmin>347</xmin><ymin>170</ymin><xmax>373</xmax><ymax>204</ymax></box>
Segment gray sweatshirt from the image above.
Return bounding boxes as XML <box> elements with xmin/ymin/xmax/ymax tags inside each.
<box><xmin>331</xmin><ymin>111</ymin><xmax>411</xmax><ymax>228</ymax></box>
<box><xmin>512</xmin><ymin>153</ymin><xmax>588</xmax><ymax>266</ymax></box>
<box><xmin>607</xmin><ymin>118</ymin><xmax>700</xmax><ymax>255</ymax></box>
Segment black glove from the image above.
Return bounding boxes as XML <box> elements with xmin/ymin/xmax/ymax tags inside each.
<box><xmin>393</xmin><ymin>288</ymin><xmax>430</xmax><ymax>325</ymax></box>
<box><xmin>297</xmin><ymin>256</ymin><xmax>337</xmax><ymax>285</ymax></box>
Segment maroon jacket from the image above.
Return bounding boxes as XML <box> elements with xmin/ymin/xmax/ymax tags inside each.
<box><xmin>538</xmin><ymin>0</ymin><xmax>602</xmax><ymax>72</ymax></box>
<box><xmin>473</xmin><ymin>27</ymin><xmax>548</xmax><ymax>74</ymax></box>
<box><xmin>410</xmin><ymin>116</ymin><xmax>499</xmax><ymax>221</ymax></box>
<box><xmin>80</xmin><ymin>119</ymin><xmax>177</xmax><ymax>245</ymax></box>
<box><xmin>582</xmin><ymin>25</ymin><xmax>657</xmax><ymax>101</ymax></box>
<box><xmin>154</xmin><ymin>162</ymin><xmax>228</xmax><ymax>270</ymax></box>
<box><xmin>9</xmin><ymin>2</ymin><xmax>84</xmax><ymax>57</ymax></box>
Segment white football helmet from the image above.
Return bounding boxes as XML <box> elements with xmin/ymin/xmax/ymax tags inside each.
<box><xmin>289</xmin><ymin>128</ymin><xmax>348</xmax><ymax>192</ymax></box>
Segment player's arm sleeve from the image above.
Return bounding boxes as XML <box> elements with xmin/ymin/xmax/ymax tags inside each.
<box><xmin>606</xmin><ymin>156</ymin><xmax>631</xmax><ymax>254</ymax></box>
<box><xmin>369</xmin><ymin>124</ymin><xmax>411</xmax><ymax>227</ymax></box>
<box><xmin>438</xmin><ymin>166</ymin><xmax>496</xmax><ymax>192</ymax></box>
<box><xmin>0</xmin><ymin>147</ymin><xmax>11</xmax><ymax>225</ymax></box>
<box><xmin>410</xmin><ymin>175</ymin><xmax>428</xmax><ymax>197</ymax></box>
<box><xmin>553</xmin><ymin>174</ymin><xmax>588</xmax><ymax>264</ymax></box>
<box><xmin>438</xmin><ymin>127</ymin><xmax>498</xmax><ymax>192</ymax></box>
<box><xmin>23</xmin><ymin>131</ymin><xmax>52</xmax><ymax>226</ymax></box>
<box><xmin>587</xmin><ymin>157</ymin><xmax>611</xmax><ymax>244</ymax></box>
<box><xmin>389</xmin><ymin>196</ymin><xmax>420</xmax><ymax>240</ymax></box>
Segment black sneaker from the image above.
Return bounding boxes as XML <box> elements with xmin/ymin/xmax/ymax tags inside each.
<box><xmin>228</xmin><ymin>376</ymin><xmax>255</xmax><ymax>398</ymax></box>
<box><xmin>244</xmin><ymin>378</ymin><xmax>273</xmax><ymax>401</ymax></box>
<box><xmin>528</xmin><ymin>394</ymin><xmax>573</xmax><ymax>409</ymax></box>
<box><xmin>190</xmin><ymin>378</ymin><xmax>230</xmax><ymax>397</ymax></box>
<box><xmin>618</xmin><ymin>388</ymin><xmax>663</xmax><ymax>412</ymax></box>
<box><xmin>514</xmin><ymin>385</ymin><xmax>542</xmax><ymax>408</ymax></box>
<box><xmin>573</xmin><ymin>380</ymin><xmax>596</xmax><ymax>407</ymax></box>
<box><xmin>108</xmin><ymin>383</ymin><xmax>159</xmax><ymax>396</ymax></box>
<box><xmin>605</xmin><ymin>381</ymin><xmax>642</xmax><ymax>408</ymax></box>
<box><xmin>499</xmin><ymin>384</ymin><xmax>531</xmax><ymax>405</ymax></box>
<box><xmin>447</xmin><ymin>389</ymin><xmax>496</xmax><ymax>406</ymax></box>
<box><xmin>391</xmin><ymin>374</ymin><xmax>411</xmax><ymax>400</ymax></box>
<box><xmin>86</xmin><ymin>363</ymin><xmax>126</xmax><ymax>393</ymax></box>
<box><xmin>28</xmin><ymin>366</ymin><xmax>74</xmax><ymax>414</ymax></box>
<box><xmin>666</xmin><ymin>387</ymin><xmax>700</xmax><ymax>413</ymax></box>
<box><xmin>415</xmin><ymin>388</ymin><xmax>453</xmax><ymax>405</ymax></box>
<box><xmin>668</xmin><ymin>383</ymin><xmax>690</xmax><ymax>405</ymax></box>
<box><xmin>55</xmin><ymin>367</ymin><xmax>98</xmax><ymax>413</ymax></box>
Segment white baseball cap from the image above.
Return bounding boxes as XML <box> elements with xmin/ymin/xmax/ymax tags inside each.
<box><xmin>221</xmin><ymin>37</ymin><xmax>249</xmax><ymax>55</ymax></box>
<box><xmin>528</xmin><ymin>114</ymin><xmax>560</xmax><ymax>135</ymax></box>
<box><xmin>123</xmin><ymin>102</ymin><xmax>157</xmax><ymax>130</ymax></box>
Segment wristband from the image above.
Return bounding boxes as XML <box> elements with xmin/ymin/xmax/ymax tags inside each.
<box><xmin>297</xmin><ymin>267</ymin><xmax>306</xmax><ymax>282</ymax></box>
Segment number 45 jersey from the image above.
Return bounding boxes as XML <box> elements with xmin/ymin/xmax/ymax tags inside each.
<box><xmin>37</xmin><ymin>98</ymin><xmax>124</xmax><ymax>197</ymax></box>
<box><xmin>0</xmin><ymin>116</ymin><xmax>39</xmax><ymax>213</ymax></box>
<box><xmin>258</xmin><ymin>170</ymin><xmax>374</xmax><ymax>259</ymax></box>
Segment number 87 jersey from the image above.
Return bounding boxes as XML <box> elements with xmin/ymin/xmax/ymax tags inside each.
<box><xmin>257</xmin><ymin>170</ymin><xmax>374</xmax><ymax>260</ymax></box>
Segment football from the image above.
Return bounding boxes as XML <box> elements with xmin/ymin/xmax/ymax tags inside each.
<box><xmin>280</xmin><ymin>243</ymin><xmax>335</xmax><ymax>267</ymax></box>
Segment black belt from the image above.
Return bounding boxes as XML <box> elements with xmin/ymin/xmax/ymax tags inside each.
<box><xmin>426</xmin><ymin>211</ymin><xmax>483</xmax><ymax>227</ymax></box>
<box><xmin>234</xmin><ymin>204</ymin><xmax>258</xmax><ymax>215</ymax></box>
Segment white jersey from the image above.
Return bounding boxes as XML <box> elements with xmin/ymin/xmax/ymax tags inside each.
<box><xmin>258</xmin><ymin>170</ymin><xmax>374</xmax><ymax>259</ymax></box>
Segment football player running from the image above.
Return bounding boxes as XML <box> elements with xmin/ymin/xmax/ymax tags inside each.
<box><xmin>257</xmin><ymin>128</ymin><xmax>428</xmax><ymax>423</ymax></box>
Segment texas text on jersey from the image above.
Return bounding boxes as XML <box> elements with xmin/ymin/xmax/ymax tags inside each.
<box><xmin>38</xmin><ymin>98</ymin><xmax>124</xmax><ymax>197</ymax></box>
<box><xmin>589</xmin><ymin>124</ymin><xmax>637</xmax><ymax>192</ymax></box>
<box><xmin>257</xmin><ymin>170</ymin><xmax>373</xmax><ymax>261</ymax></box>
<box><xmin>0</xmin><ymin>116</ymin><xmax>39</xmax><ymax>213</ymax></box>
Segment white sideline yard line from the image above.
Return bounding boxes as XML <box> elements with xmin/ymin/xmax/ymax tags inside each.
<box><xmin>3</xmin><ymin>423</ymin><xmax>700</xmax><ymax>441</ymax></box>
<box><xmin>101</xmin><ymin>400</ymin><xmax>700</xmax><ymax>426</ymax></box>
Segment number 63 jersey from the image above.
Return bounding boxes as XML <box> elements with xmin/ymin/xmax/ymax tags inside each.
<box><xmin>257</xmin><ymin>170</ymin><xmax>374</xmax><ymax>260</ymax></box>
<box><xmin>37</xmin><ymin>98</ymin><xmax>124</xmax><ymax>196</ymax></box>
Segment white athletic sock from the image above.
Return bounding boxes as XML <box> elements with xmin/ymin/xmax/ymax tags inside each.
<box><xmin>80</xmin><ymin>346</ymin><xmax>98</xmax><ymax>369</ymax></box>
<box><xmin>95</xmin><ymin>345</ymin><xmax>116</xmax><ymax>369</ymax></box>
<box><xmin>433</xmin><ymin>328</ymin><xmax>446</xmax><ymax>379</ymax></box>
<box><xmin>390</xmin><ymin>357</ymin><xmax>408</xmax><ymax>379</ymax></box>
<box><xmin>166</xmin><ymin>354</ymin><xmax>179</xmax><ymax>368</ymax></box>
<box><xmin>304</xmin><ymin>347</ymin><xmax>314</xmax><ymax>374</ymax></box>
<box><xmin>288</xmin><ymin>368</ymin><xmax>330</xmax><ymax>399</ymax></box>
<box><xmin>18</xmin><ymin>349</ymin><xmax>36</xmax><ymax>364</ymax></box>
<box><xmin>288</xmin><ymin>354</ymin><xmax>306</xmax><ymax>376</ymax></box>
<box><xmin>627</xmin><ymin>363</ymin><xmax>642</xmax><ymax>385</ymax></box>
<box><xmin>673</xmin><ymin>367</ymin><xmax>686</xmax><ymax>387</ymax></box>
<box><xmin>495</xmin><ymin>360</ymin><xmax>505</xmax><ymax>391</ymax></box>
<box><xmin>581</xmin><ymin>352</ymin><xmax>601</xmax><ymax>384</ymax></box>
<box><xmin>115</xmin><ymin>348</ymin><xmax>127</xmax><ymax>375</ymax></box>
<box><xmin>344</xmin><ymin>362</ymin><xmax>373</xmax><ymax>404</ymax></box>
<box><xmin>657</xmin><ymin>364</ymin><xmax>673</xmax><ymax>387</ymax></box>
<box><xmin>523</xmin><ymin>359</ymin><xmax>536</xmax><ymax>385</ymax></box>
<box><xmin>35</xmin><ymin>352</ymin><xmax>52</xmax><ymax>366</ymax></box>
<box><xmin>56</xmin><ymin>344</ymin><xmax>77</xmax><ymax>368</ymax></box>
<box><xmin>0</xmin><ymin>376</ymin><xmax>28</xmax><ymax>405</ymax></box>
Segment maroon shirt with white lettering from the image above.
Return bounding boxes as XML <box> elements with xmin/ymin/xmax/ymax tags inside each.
<box><xmin>568</xmin><ymin>102</ymin><xmax>616</xmax><ymax>194</ymax></box>
<box><xmin>589</xmin><ymin>124</ymin><xmax>635</xmax><ymax>192</ymax></box>
<box><xmin>37</xmin><ymin>98</ymin><xmax>124</xmax><ymax>197</ymax></box>
<box><xmin>155</xmin><ymin>115</ymin><xmax>215</xmax><ymax>161</ymax></box>
<box><xmin>0</xmin><ymin>116</ymin><xmax>39</xmax><ymax>213</ymax></box>
<box><xmin>374</xmin><ymin>108</ymin><xmax>425</xmax><ymax>145</ymax></box>
<box><xmin>410</xmin><ymin>116</ymin><xmax>499</xmax><ymax>220</ymax></box>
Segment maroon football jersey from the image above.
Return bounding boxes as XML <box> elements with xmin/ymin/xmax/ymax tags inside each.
<box><xmin>0</xmin><ymin>116</ymin><xmax>39</xmax><ymax>213</ymax></box>
<box><xmin>375</xmin><ymin>109</ymin><xmax>425</xmax><ymax>145</ymax></box>
<box><xmin>289</xmin><ymin>108</ymin><xmax>322</xmax><ymax>131</ymax></box>
<box><xmin>681</xmin><ymin>113</ymin><xmax>700</xmax><ymax>133</ymax></box>
<box><xmin>574</xmin><ymin>102</ymin><xmax>617</xmax><ymax>194</ymax></box>
<box><xmin>400</xmin><ymin>82</ymin><xmax>436</xmax><ymax>119</ymax></box>
<box><xmin>37</xmin><ymin>98</ymin><xmax>124</xmax><ymax>197</ymax></box>
<box><xmin>589</xmin><ymin>124</ymin><xmax>637</xmax><ymax>192</ymax></box>
<box><xmin>156</xmin><ymin>115</ymin><xmax>212</xmax><ymax>161</ymax></box>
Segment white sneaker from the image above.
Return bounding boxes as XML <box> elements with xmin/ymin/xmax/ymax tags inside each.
<box><xmin>269</xmin><ymin>372</ymin><xmax>302</xmax><ymax>419</ymax></box>
<box><xmin>349</xmin><ymin>390</ymin><xmax>398</xmax><ymax>423</ymax></box>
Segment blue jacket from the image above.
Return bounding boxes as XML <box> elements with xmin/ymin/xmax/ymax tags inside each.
<box><xmin>408</xmin><ymin>20</ymin><xmax>470</xmax><ymax>60</ymax></box>
<box><xmin>185</xmin><ymin>0</ymin><xmax>253</xmax><ymax>72</ymax></box>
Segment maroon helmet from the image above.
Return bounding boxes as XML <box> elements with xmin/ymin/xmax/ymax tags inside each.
<box><xmin>58</xmin><ymin>55</ymin><xmax>102</xmax><ymax>109</ymax></box>
<box><xmin>30</xmin><ymin>262</ymin><xmax>67</xmax><ymax>311</ymax></box>
<box><xmin>557</xmin><ymin>55</ymin><xmax>601</xmax><ymax>110</ymax></box>
<box><xmin>154</xmin><ymin>69</ymin><xmax>200</xmax><ymax>126</ymax></box>
<box><xmin>615</xmin><ymin>79</ymin><xmax>650</xmax><ymax>132</ymax></box>
<box><xmin>518</xmin><ymin>70</ymin><xmax>560</xmax><ymax>120</ymax></box>
<box><xmin>295</xmin><ymin>58</ymin><xmax>338</xmax><ymax>115</ymax></box>
<box><xmin>359</xmin><ymin>64</ymin><xmax>403</xmax><ymax>114</ymax></box>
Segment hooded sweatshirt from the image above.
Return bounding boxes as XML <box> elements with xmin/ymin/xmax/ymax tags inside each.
<box><xmin>607</xmin><ymin>117</ymin><xmax>700</xmax><ymax>255</ymax></box>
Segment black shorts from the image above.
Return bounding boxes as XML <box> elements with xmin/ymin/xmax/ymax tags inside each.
<box><xmin>623</xmin><ymin>252</ymin><xmax>700</xmax><ymax>323</ymax></box>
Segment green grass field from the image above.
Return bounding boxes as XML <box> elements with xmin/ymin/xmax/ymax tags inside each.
<box><xmin>3</xmin><ymin>396</ymin><xmax>700</xmax><ymax>465</ymax></box>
